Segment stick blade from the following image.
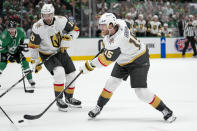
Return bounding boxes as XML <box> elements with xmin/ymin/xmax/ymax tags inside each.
<box><xmin>24</xmin><ymin>114</ymin><xmax>41</xmax><ymax>120</ymax></box>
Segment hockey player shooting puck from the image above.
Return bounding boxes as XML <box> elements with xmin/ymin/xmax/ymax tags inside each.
<box><xmin>18</xmin><ymin>120</ymin><xmax>24</xmax><ymax>123</ymax></box>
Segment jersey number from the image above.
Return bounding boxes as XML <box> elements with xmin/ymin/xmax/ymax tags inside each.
<box><xmin>104</xmin><ymin>50</ymin><xmax>114</xmax><ymax>59</ymax></box>
<box><xmin>50</xmin><ymin>32</ymin><xmax>61</xmax><ymax>47</ymax></box>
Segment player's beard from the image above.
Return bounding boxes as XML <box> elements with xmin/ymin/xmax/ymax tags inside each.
<box><xmin>44</xmin><ymin>18</ymin><xmax>53</xmax><ymax>25</ymax></box>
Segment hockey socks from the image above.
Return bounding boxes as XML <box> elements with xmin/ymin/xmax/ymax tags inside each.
<box><xmin>54</xmin><ymin>83</ymin><xmax>64</xmax><ymax>98</ymax></box>
<box><xmin>64</xmin><ymin>87</ymin><xmax>75</xmax><ymax>98</ymax></box>
<box><xmin>149</xmin><ymin>95</ymin><xmax>176</xmax><ymax>122</ymax></box>
<box><xmin>97</xmin><ymin>88</ymin><xmax>112</xmax><ymax>108</ymax></box>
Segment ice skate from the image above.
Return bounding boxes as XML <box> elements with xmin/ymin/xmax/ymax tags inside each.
<box><xmin>28</xmin><ymin>79</ymin><xmax>36</xmax><ymax>88</ymax></box>
<box><xmin>88</xmin><ymin>105</ymin><xmax>102</xmax><ymax>118</ymax></box>
<box><xmin>56</xmin><ymin>98</ymin><xmax>68</xmax><ymax>112</ymax></box>
<box><xmin>65</xmin><ymin>97</ymin><xmax>82</xmax><ymax>108</ymax></box>
<box><xmin>162</xmin><ymin>107</ymin><xmax>176</xmax><ymax>123</ymax></box>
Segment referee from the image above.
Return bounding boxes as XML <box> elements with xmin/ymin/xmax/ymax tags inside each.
<box><xmin>182</xmin><ymin>15</ymin><xmax>197</xmax><ymax>57</ymax></box>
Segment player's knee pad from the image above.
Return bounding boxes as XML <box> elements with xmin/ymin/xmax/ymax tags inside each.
<box><xmin>65</xmin><ymin>71</ymin><xmax>76</xmax><ymax>87</ymax></box>
<box><xmin>53</xmin><ymin>66</ymin><xmax>65</xmax><ymax>84</ymax></box>
<box><xmin>104</xmin><ymin>76</ymin><xmax>122</xmax><ymax>93</ymax></box>
<box><xmin>134</xmin><ymin>88</ymin><xmax>155</xmax><ymax>103</ymax></box>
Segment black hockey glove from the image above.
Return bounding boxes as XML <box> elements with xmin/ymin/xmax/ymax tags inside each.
<box><xmin>7</xmin><ymin>53</ymin><xmax>15</xmax><ymax>63</ymax></box>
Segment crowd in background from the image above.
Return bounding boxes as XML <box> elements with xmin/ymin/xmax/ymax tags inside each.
<box><xmin>0</xmin><ymin>0</ymin><xmax>197</xmax><ymax>37</ymax></box>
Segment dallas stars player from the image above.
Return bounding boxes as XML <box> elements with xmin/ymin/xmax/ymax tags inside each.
<box><xmin>29</xmin><ymin>4</ymin><xmax>81</xmax><ymax>111</ymax></box>
<box><xmin>80</xmin><ymin>13</ymin><xmax>176</xmax><ymax>123</ymax></box>
<box><xmin>0</xmin><ymin>21</ymin><xmax>35</xmax><ymax>89</ymax></box>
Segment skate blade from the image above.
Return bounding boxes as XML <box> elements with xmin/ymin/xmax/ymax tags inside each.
<box><xmin>66</xmin><ymin>103</ymin><xmax>82</xmax><ymax>108</ymax></box>
<box><xmin>166</xmin><ymin>115</ymin><xmax>177</xmax><ymax>123</ymax></box>
<box><xmin>58</xmin><ymin>107</ymin><xmax>68</xmax><ymax>112</ymax></box>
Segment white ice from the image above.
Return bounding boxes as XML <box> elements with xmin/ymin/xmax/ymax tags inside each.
<box><xmin>0</xmin><ymin>58</ymin><xmax>197</xmax><ymax>131</ymax></box>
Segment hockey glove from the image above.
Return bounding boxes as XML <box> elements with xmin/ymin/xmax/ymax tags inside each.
<box><xmin>35</xmin><ymin>64</ymin><xmax>42</xmax><ymax>73</ymax></box>
<box><xmin>7</xmin><ymin>53</ymin><xmax>15</xmax><ymax>63</ymax></box>
<box><xmin>31</xmin><ymin>59</ymin><xmax>42</xmax><ymax>73</ymax></box>
<box><xmin>80</xmin><ymin>60</ymin><xmax>95</xmax><ymax>74</ymax></box>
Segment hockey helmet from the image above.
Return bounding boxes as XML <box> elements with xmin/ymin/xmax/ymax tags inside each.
<box><xmin>41</xmin><ymin>4</ymin><xmax>55</xmax><ymax>24</ymax></box>
<box><xmin>99</xmin><ymin>13</ymin><xmax>117</xmax><ymax>28</ymax></box>
<box><xmin>41</xmin><ymin>4</ymin><xmax>55</xmax><ymax>15</ymax></box>
<box><xmin>8</xmin><ymin>21</ymin><xmax>17</xmax><ymax>29</ymax></box>
<box><xmin>8</xmin><ymin>21</ymin><xmax>17</xmax><ymax>37</ymax></box>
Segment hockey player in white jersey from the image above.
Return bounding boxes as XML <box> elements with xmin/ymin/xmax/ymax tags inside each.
<box><xmin>124</xmin><ymin>13</ymin><xmax>135</xmax><ymax>34</ymax></box>
<box><xmin>134</xmin><ymin>14</ymin><xmax>146</xmax><ymax>37</ymax></box>
<box><xmin>161</xmin><ymin>23</ymin><xmax>172</xmax><ymax>37</ymax></box>
<box><xmin>147</xmin><ymin>15</ymin><xmax>162</xmax><ymax>37</ymax></box>
<box><xmin>28</xmin><ymin>4</ymin><xmax>81</xmax><ymax>111</ymax></box>
<box><xmin>80</xmin><ymin>13</ymin><xmax>176</xmax><ymax>123</ymax></box>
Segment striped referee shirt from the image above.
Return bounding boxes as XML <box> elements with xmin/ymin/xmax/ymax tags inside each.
<box><xmin>184</xmin><ymin>23</ymin><xmax>196</xmax><ymax>37</ymax></box>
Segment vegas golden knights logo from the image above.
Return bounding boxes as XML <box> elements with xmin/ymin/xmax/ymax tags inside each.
<box><xmin>50</xmin><ymin>32</ymin><xmax>61</xmax><ymax>47</ymax></box>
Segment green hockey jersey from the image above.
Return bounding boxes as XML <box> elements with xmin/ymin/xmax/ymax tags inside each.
<box><xmin>0</xmin><ymin>27</ymin><xmax>26</xmax><ymax>54</ymax></box>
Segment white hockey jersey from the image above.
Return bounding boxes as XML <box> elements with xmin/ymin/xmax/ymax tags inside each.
<box><xmin>29</xmin><ymin>15</ymin><xmax>79</xmax><ymax>55</ymax></box>
<box><xmin>149</xmin><ymin>21</ymin><xmax>162</xmax><ymax>35</ymax></box>
<box><xmin>135</xmin><ymin>19</ymin><xmax>146</xmax><ymax>33</ymax></box>
<box><xmin>125</xmin><ymin>19</ymin><xmax>135</xmax><ymax>33</ymax></box>
<box><xmin>161</xmin><ymin>28</ymin><xmax>172</xmax><ymax>37</ymax></box>
<box><xmin>92</xmin><ymin>19</ymin><xmax>146</xmax><ymax>67</ymax></box>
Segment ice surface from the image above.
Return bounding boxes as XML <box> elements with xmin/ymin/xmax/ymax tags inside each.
<box><xmin>0</xmin><ymin>58</ymin><xmax>197</xmax><ymax>131</ymax></box>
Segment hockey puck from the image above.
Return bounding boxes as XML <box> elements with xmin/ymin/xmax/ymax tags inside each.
<box><xmin>18</xmin><ymin>120</ymin><xmax>24</xmax><ymax>123</ymax></box>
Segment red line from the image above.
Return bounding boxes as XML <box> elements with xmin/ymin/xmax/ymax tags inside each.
<box><xmin>149</xmin><ymin>95</ymin><xmax>156</xmax><ymax>104</ymax></box>
<box><xmin>98</xmin><ymin>57</ymin><xmax>107</xmax><ymax>67</ymax></box>
<box><xmin>104</xmin><ymin>88</ymin><xmax>111</xmax><ymax>93</ymax></box>
<box><xmin>54</xmin><ymin>83</ymin><xmax>64</xmax><ymax>86</ymax></box>
<box><xmin>67</xmin><ymin>87</ymin><xmax>75</xmax><ymax>90</ymax></box>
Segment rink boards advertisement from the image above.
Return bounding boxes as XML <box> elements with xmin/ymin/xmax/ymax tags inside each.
<box><xmin>24</xmin><ymin>37</ymin><xmax>193</xmax><ymax>60</ymax></box>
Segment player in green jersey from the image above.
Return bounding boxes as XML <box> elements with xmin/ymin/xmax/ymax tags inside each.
<box><xmin>0</xmin><ymin>21</ymin><xmax>35</xmax><ymax>89</ymax></box>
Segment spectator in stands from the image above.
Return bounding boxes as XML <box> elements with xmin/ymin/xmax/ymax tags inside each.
<box><xmin>178</xmin><ymin>14</ymin><xmax>187</xmax><ymax>37</ymax></box>
<box><xmin>0</xmin><ymin>17</ymin><xmax>5</xmax><ymax>34</ymax></box>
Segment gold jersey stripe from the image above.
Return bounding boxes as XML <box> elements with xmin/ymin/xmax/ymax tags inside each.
<box><xmin>54</xmin><ymin>85</ymin><xmax>64</xmax><ymax>92</ymax></box>
<box><xmin>120</xmin><ymin>48</ymin><xmax>146</xmax><ymax>66</ymax></box>
<box><xmin>101</xmin><ymin>88</ymin><xmax>112</xmax><ymax>99</ymax></box>
<box><xmin>150</xmin><ymin>95</ymin><xmax>161</xmax><ymax>108</ymax></box>
<box><xmin>62</xmin><ymin>35</ymin><xmax>72</xmax><ymax>41</ymax></box>
<box><xmin>28</xmin><ymin>42</ymin><xmax>40</xmax><ymax>49</ymax></box>
<box><xmin>74</xmin><ymin>26</ymin><xmax>79</xmax><ymax>31</ymax></box>
<box><xmin>39</xmin><ymin>51</ymin><xmax>54</xmax><ymax>55</ymax></box>
<box><xmin>98</xmin><ymin>53</ymin><xmax>113</xmax><ymax>67</ymax></box>
<box><xmin>65</xmin><ymin>87</ymin><xmax>75</xmax><ymax>94</ymax></box>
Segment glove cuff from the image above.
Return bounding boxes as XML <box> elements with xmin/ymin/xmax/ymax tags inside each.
<box><xmin>85</xmin><ymin>61</ymin><xmax>95</xmax><ymax>71</ymax></box>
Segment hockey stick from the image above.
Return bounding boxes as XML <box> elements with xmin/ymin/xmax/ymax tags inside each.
<box><xmin>23</xmin><ymin>48</ymin><xmax>104</xmax><ymax>120</ymax></box>
<box><xmin>21</xmin><ymin>68</ymin><xmax>34</xmax><ymax>93</ymax></box>
<box><xmin>23</xmin><ymin>71</ymin><xmax>82</xmax><ymax>120</ymax></box>
<box><xmin>0</xmin><ymin>106</ymin><xmax>15</xmax><ymax>124</ymax></box>
<box><xmin>0</xmin><ymin>51</ymin><xmax>58</xmax><ymax>98</ymax></box>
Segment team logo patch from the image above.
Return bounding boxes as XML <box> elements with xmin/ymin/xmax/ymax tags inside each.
<box><xmin>175</xmin><ymin>38</ymin><xmax>192</xmax><ymax>52</ymax></box>
<box><xmin>109</xmin><ymin>38</ymin><xmax>114</xmax><ymax>44</ymax></box>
